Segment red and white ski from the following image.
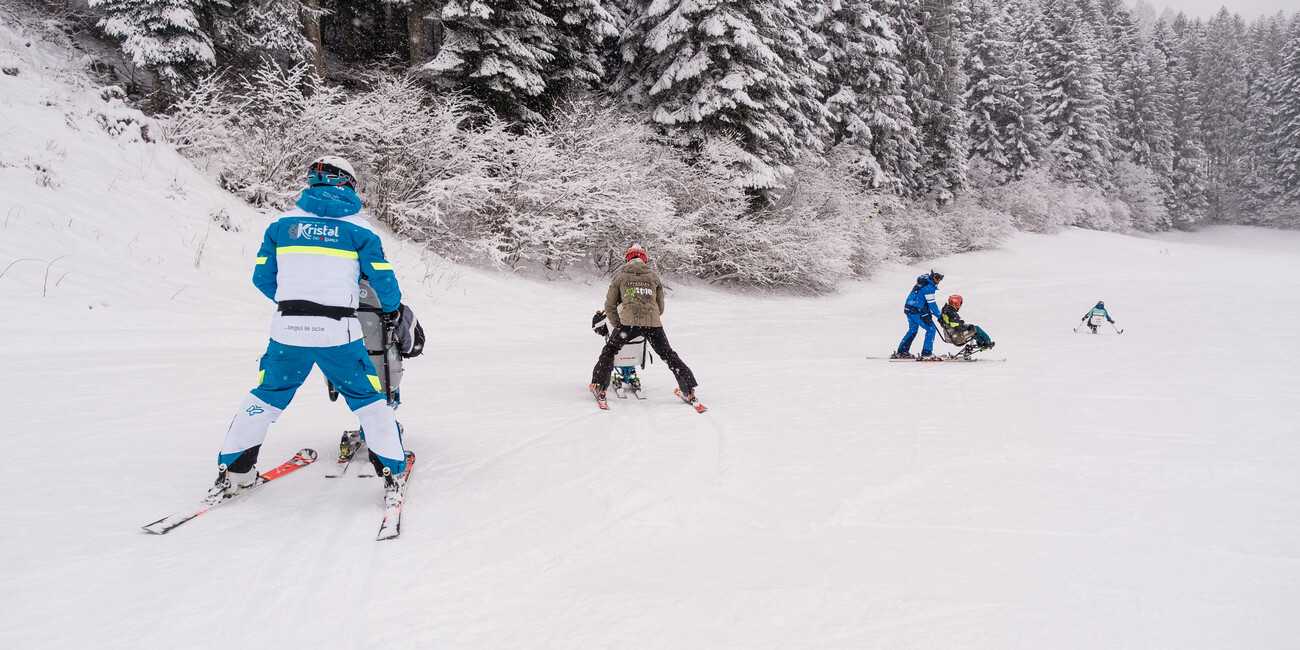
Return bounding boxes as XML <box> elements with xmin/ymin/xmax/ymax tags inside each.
<box><xmin>376</xmin><ymin>451</ymin><xmax>417</xmax><ymax>541</ymax></box>
<box><xmin>142</xmin><ymin>448</ymin><xmax>317</xmax><ymax>535</ymax></box>
<box><xmin>590</xmin><ymin>383</ymin><xmax>609</xmax><ymax>410</ymax></box>
<box><xmin>674</xmin><ymin>388</ymin><xmax>708</xmax><ymax>413</ymax></box>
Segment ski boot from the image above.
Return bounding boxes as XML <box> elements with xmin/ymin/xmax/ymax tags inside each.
<box><xmin>207</xmin><ymin>464</ymin><xmax>259</xmax><ymax>501</ymax></box>
<box><xmin>918</xmin><ymin>350</ymin><xmax>938</xmax><ymax>361</ymax></box>
<box><xmin>227</xmin><ymin>468</ymin><xmax>259</xmax><ymax>495</ymax></box>
<box><xmin>628</xmin><ymin>371</ymin><xmax>642</xmax><ymax>393</ymax></box>
<box><xmin>890</xmin><ymin>350</ymin><xmax>914</xmax><ymax>360</ymax></box>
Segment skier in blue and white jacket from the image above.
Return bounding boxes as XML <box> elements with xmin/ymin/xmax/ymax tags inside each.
<box><xmin>214</xmin><ymin>155</ymin><xmax>409</xmax><ymax>499</ymax></box>
<box><xmin>892</xmin><ymin>269</ymin><xmax>945</xmax><ymax>359</ymax></box>
<box><xmin>1080</xmin><ymin>300</ymin><xmax>1115</xmax><ymax>334</ymax></box>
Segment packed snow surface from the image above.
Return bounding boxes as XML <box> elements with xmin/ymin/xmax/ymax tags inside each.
<box><xmin>2</xmin><ymin>12</ymin><xmax>1298</xmax><ymax>649</ymax></box>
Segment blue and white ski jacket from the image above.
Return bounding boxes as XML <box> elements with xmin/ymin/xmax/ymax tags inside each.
<box><xmin>903</xmin><ymin>274</ymin><xmax>942</xmax><ymax>319</ymax></box>
<box><xmin>252</xmin><ymin>185</ymin><xmax>401</xmax><ymax>347</ymax></box>
<box><xmin>1082</xmin><ymin>304</ymin><xmax>1114</xmax><ymax>324</ymax></box>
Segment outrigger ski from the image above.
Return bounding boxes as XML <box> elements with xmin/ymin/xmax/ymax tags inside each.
<box><xmin>324</xmin><ymin>429</ymin><xmax>378</xmax><ymax>478</ymax></box>
<box><xmin>142</xmin><ymin>448</ymin><xmax>318</xmax><ymax>535</ymax></box>
<box><xmin>325</xmin><ymin>431</ymin><xmax>365</xmax><ymax>478</ymax></box>
<box><xmin>612</xmin><ymin>384</ymin><xmax>647</xmax><ymax>400</ymax></box>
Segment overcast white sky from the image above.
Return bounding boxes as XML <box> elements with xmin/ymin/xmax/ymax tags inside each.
<box><xmin>1150</xmin><ymin>0</ymin><xmax>1298</xmax><ymax>20</ymax></box>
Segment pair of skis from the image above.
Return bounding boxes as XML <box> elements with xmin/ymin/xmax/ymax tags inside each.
<box><xmin>873</xmin><ymin>354</ymin><xmax>1007</xmax><ymax>363</ymax></box>
<box><xmin>590</xmin><ymin>384</ymin><xmax>708</xmax><ymax>413</ymax></box>
<box><xmin>142</xmin><ymin>445</ymin><xmax>416</xmax><ymax>541</ymax></box>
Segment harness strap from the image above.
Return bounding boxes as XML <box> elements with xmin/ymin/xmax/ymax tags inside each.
<box><xmin>277</xmin><ymin>300</ymin><xmax>356</xmax><ymax>320</ymax></box>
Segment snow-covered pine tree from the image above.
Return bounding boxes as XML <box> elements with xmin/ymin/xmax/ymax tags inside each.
<box><xmin>538</xmin><ymin>0</ymin><xmax>619</xmax><ymax>101</ymax></box>
<box><xmin>209</xmin><ymin>0</ymin><xmax>312</xmax><ymax>71</ymax></box>
<box><xmin>1197</xmin><ymin>9</ymin><xmax>1250</xmax><ymax>220</ymax></box>
<box><xmin>614</xmin><ymin>0</ymin><xmax>827</xmax><ymax>189</ymax></box>
<box><xmin>882</xmin><ymin>0</ymin><xmax>941</xmax><ymax>196</ymax></box>
<box><xmin>812</xmin><ymin>0</ymin><xmax>918</xmax><ymax>192</ymax></box>
<box><xmin>1036</xmin><ymin>0</ymin><xmax>1113</xmax><ymax>186</ymax></box>
<box><xmin>1095</xmin><ymin>0</ymin><xmax>1142</xmax><ymax>163</ymax></box>
<box><xmin>427</xmin><ymin>0</ymin><xmax>615</xmax><ymax>123</ymax></box>
<box><xmin>1118</xmin><ymin>37</ymin><xmax>1174</xmax><ymax>179</ymax></box>
<box><xmin>964</xmin><ymin>0</ymin><xmax>1044</xmax><ymax>180</ymax></box>
<box><xmin>1235</xmin><ymin>14</ymin><xmax>1289</xmax><ymax>214</ymax></box>
<box><xmin>772</xmin><ymin>0</ymin><xmax>834</xmax><ymax>155</ymax></box>
<box><xmin>920</xmin><ymin>0</ymin><xmax>969</xmax><ymax>202</ymax></box>
<box><xmin>90</xmin><ymin>0</ymin><xmax>215</xmax><ymax>105</ymax></box>
<box><xmin>1157</xmin><ymin>16</ymin><xmax>1209</xmax><ymax>225</ymax></box>
<box><xmin>1271</xmin><ymin>16</ymin><xmax>1300</xmax><ymax>202</ymax></box>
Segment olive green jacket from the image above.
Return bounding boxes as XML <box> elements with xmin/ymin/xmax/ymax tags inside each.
<box><xmin>604</xmin><ymin>259</ymin><xmax>665</xmax><ymax>328</ymax></box>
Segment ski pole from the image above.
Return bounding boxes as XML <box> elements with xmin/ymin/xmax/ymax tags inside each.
<box><xmin>1111</xmin><ymin>322</ymin><xmax>1124</xmax><ymax>334</ymax></box>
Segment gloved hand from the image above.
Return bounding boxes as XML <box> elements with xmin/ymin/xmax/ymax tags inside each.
<box><xmin>381</xmin><ymin>305</ymin><xmax>403</xmax><ymax>327</ymax></box>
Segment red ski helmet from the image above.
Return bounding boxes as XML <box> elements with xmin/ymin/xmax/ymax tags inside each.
<box><xmin>948</xmin><ymin>294</ymin><xmax>963</xmax><ymax>309</ymax></box>
<box><xmin>625</xmin><ymin>245</ymin><xmax>648</xmax><ymax>263</ymax></box>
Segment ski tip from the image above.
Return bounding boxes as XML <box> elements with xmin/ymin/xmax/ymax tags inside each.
<box><xmin>296</xmin><ymin>448</ymin><xmax>319</xmax><ymax>461</ymax></box>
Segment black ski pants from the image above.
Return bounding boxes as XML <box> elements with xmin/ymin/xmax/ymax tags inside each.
<box><xmin>591</xmin><ymin>325</ymin><xmax>697</xmax><ymax>392</ymax></box>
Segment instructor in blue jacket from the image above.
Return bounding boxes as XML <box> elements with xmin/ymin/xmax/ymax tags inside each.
<box><xmin>892</xmin><ymin>268</ymin><xmax>945</xmax><ymax>360</ymax></box>
<box><xmin>213</xmin><ymin>155</ymin><xmax>410</xmax><ymax>501</ymax></box>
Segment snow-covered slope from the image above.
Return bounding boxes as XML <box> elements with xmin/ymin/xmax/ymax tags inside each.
<box><xmin>3</xmin><ymin>13</ymin><xmax>1299</xmax><ymax>649</ymax></box>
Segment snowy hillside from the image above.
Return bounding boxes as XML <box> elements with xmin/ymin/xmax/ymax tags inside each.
<box><xmin>3</xmin><ymin>13</ymin><xmax>1300</xmax><ymax>649</ymax></box>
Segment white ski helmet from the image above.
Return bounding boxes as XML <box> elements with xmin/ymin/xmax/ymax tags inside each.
<box><xmin>307</xmin><ymin>155</ymin><xmax>357</xmax><ymax>188</ymax></box>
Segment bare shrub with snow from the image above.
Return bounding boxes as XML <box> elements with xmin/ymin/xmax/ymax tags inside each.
<box><xmin>1112</xmin><ymin>162</ymin><xmax>1172</xmax><ymax>231</ymax></box>
<box><xmin>981</xmin><ymin>168</ymin><xmax>1065</xmax><ymax>233</ymax></box>
<box><xmin>942</xmin><ymin>194</ymin><xmax>1015</xmax><ymax>253</ymax></box>
<box><xmin>164</xmin><ymin>62</ymin><xmax>1178</xmax><ymax>292</ymax></box>
<box><xmin>692</xmin><ymin>155</ymin><xmax>894</xmax><ymax>293</ymax></box>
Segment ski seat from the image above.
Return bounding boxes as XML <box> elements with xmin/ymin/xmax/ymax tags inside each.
<box><xmin>937</xmin><ymin>322</ymin><xmax>973</xmax><ymax>347</ymax></box>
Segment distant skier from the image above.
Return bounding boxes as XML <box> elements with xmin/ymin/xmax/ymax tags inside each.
<box><xmin>939</xmin><ymin>294</ymin><xmax>995</xmax><ymax>354</ymax></box>
<box><xmin>214</xmin><ymin>155</ymin><xmax>410</xmax><ymax>503</ymax></box>
<box><xmin>589</xmin><ymin>245</ymin><xmax>701</xmax><ymax>409</ymax></box>
<box><xmin>892</xmin><ymin>268</ymin><xmax>945</xmax><ymax>360</ymax></box>
<box><xmin>1079</xmin><ymin>300</ymin><xmax>1115</xmax><ymax>334</ymax></box>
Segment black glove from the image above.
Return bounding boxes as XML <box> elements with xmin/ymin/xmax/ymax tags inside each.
<box><xmin>381</xmin><ymin>305</ymin><xmax>403</xmax><ymax>327</ymax></box>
